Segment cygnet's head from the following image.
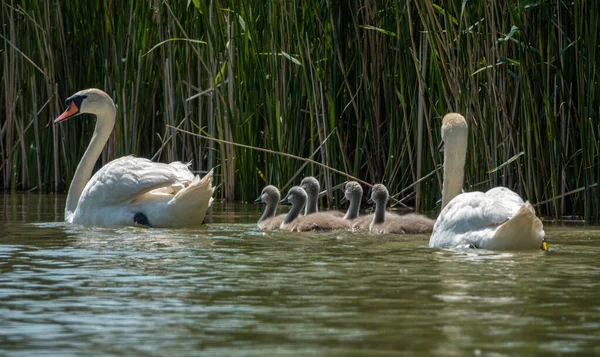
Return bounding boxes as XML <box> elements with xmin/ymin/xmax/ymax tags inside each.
<box><xmin>344</xmin><ymin>181</ymin><xmax>363</xmax><ymax>202</ymax></box>
<box><xmin>254</xmin><ymin>185</ymin><xmax>280</xmax><ymax>205</ymax></box>
<box><xmin>280</xmin><ymin>186</ymin><xmax>308</xmax><ymax>206</ymax></box>
<box><xmin>300</xmin><ymin>176</ymin><xmax>320</xmax><ymax>197</ymax></box>
<box><xmin>55</xmin><ymin>88</ymin><xmax>116</xmax><ymax>123</ymax></box>
<box><xmin>369</xmin><ymin>184</ymin><xmax>389</xmax><ymax>205</ymax></box>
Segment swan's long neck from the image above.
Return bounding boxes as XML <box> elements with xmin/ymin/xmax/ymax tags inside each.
<box><xmin>441</xmin><ymin>135</ymin><xmax>468</xmax><ymax>209</ymax></box>
<box><xmin>344</xmin><ymin>194</ymin><xmax>361</xmax><ymax>220</ymax></box>
<box><xmin>65</xmin><ymin>106</ymin><xmax>116</xmax><ymax>220</ymax></box>
<box><xmin>259</xmin><ymin>202</ymin><xmax>277</xmax><ymax>223</ymax></box>
<box><xmin>284</xmin><ymin>200</ymin><xmax>305</xmax><ymax>224</ymax></box>
<box><xmin>373</xmin><ymin>198</ymin><xmax>386</xmax><ymax>224</ymax></box>
<box><xmin>304</xmin><ymin>192</ymin><xmax>318</xmax><ymax>215</ymax></box>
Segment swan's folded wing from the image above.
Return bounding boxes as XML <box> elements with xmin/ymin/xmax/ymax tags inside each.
<box><xmin>485</xmin><ymin>187</ymin><xmax>525</xmax><ymax>209</ymax></box>
<box><xmin>433</xmin><ymin>192</ymin><xmax>511</xmax><ymax>238</ymax></box>
<box><xmin>431</xmin><ymin>189</ymin><xmax>527</xmax><ymax>248</ymax></box>
<box><xmin>79</xmin><ymin>156</ymin><xmax>195</xmax><ymax>206</ymax></box>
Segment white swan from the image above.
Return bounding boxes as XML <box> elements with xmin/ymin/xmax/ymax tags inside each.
<box><xmin>429</xmin><ymin>113</ymin><xmax>547</xmax><ymax>250</ymax></box>
<box><xmin>55</xmin><ymin>88</ymin><xmax>214</xmax><ymax>228</ymax></box>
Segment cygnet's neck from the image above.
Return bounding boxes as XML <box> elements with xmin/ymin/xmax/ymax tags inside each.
<box><xmin>373</xmin><ymin>197</ymin><xmax>387</xmax><ymax>224</ymax></box>
<box><xmin>343</xmin><ymin>194</ymin><xmax>362</xmax><ymax>220</ymax></box>
<box><xmin>284</xmin><ymin>199</ymin><xmax>305</xmax><ymax>224</ymax></box>
<box><xmin>258</xmin><ymin>201</ymin><xmax>277</xmax><ymax>223</ymax></box>
<box><xmin>304</xmin><ymin>192</ymin><xmax>318</xmax><ymax>215</ymax></box>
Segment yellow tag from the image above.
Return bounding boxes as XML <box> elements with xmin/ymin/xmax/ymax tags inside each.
<box><xmin>542</xmin><ymin>241</ymin><xmax>549</xmax><ymax>251</ymax></box>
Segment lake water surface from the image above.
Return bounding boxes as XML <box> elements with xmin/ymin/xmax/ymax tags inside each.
<box><xmin>1</xmin><ymin>194</ymin><xmax>600</xmax><ymax>356</ymax></box>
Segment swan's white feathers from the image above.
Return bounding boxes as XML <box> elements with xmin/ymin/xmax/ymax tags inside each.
<box><xmin>430</xmin><ymin>189</ymin><xmax>544</xmax><ymax>249</ymax></box>
<box><xmin>59</xmin><ymin>88</ymin><xmax>213</xmax><ymax>227</ymax></box>
<box><xmin>71</xmin><ymin>157</ymin><xmax>214</xmax><ymax>227</ymax></box>
<box><xmin>78</xmin><ymin>156</ymin><xmax>194</xmax><ymax>207</ymax></box>
<box><xmin>429</xmin><ymin>112</ymin><xmax>544</xmax><ymax>250</ymax></box>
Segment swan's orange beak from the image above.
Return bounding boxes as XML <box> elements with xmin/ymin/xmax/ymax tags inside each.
<box><xmin>54</xmin><ymin>102</ymin><xmax>79</xmax><ymax>123</ymax></box>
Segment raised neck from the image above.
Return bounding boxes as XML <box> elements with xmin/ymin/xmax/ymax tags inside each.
<box><xmin>373</xmin><ymin>198</ymin><xmax>386</xmax><ymax>224</ymax></box>
<box><xmin>344</xmin><ymin>194</ymin><xmax>362</xmax><ymax>220</ymax></box>
<box><xmin>258</xmin><ymin>201</ymin><xmax>277</xmax><ymax>223</ymax></box>
<box><xmin>65</xmin><ymin>105</ymin><xmax>116</xmax><ymax>221</ymax></box>
<box><xmin>304</xmin><ymin>193</ymin><xmax>318</xmax><ymax>215</ymax></box>
<box><xmin>284</xmin><ymin>200</ymin><xmax>305</xmax><ymax>224</ymax></box>
<box><xmin>442</xmin><ymin>137</ymin><xmax>467</xmax><ymax>209</ymax></box>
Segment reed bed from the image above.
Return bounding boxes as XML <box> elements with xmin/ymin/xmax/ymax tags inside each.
<box><xmin>1</xmin><ymin>0</ymin><xmax>598</xmax><ymax>220</ymax></box>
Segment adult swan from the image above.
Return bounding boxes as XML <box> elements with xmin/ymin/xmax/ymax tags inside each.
<box><xmin>55</xmin><ymin>88</ymin><xmax>214</xmax><ymax>228</ymax></box>
<box><xmin>429</xmin><ymin>113</ymin><xmax>547</xmax><ymax>250</ymax></box>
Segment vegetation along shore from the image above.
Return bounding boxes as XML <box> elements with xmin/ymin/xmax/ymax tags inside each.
<box><xmin>1</xmin><ymin>1</ymin><xmax>598</xmax><ymax>220</ymax></box>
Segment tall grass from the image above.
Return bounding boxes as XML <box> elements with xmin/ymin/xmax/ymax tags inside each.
<box><xmin>1</xmin><ymin>0</ymin><xmax>598</xmax><ymax>220</ymax></box>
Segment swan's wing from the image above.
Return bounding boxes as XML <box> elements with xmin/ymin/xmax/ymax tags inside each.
<box><xmin>485</xmin><ymin>187</ymin><xmax>525</xmax><ymax>211</ymax></box>
<box><xmin>80</xmin><ymin>156</ymin><xmax>194</xmax><ymax>206</ymax></box>
<box><xmin>142</xmin><ymin>161</ymin><xmax>195</xmax><ymax>195</ymax></box>
<box><xmin>430</xmin><ymin>190</ymin><xmax>518</xmax><ymax>247</ymax></box>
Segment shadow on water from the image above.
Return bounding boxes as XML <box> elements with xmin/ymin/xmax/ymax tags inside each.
<box><xmin>1</xmin><ymin>193</ymin><xmax>600</xmax><ymax>356</ymax></box>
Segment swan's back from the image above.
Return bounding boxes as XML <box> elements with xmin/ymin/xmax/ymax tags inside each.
<box><xmin>73</xmin><ymin>156</ymin><xmax>213</xmax><ymax>227</ymax></box>
<box><xmin>78</xmin><ymin>156</ymin><xmax>194</xmax><ymax>208</ymax></box>
<box><xmin>430</xmin><ymin>188</ymin><xmax>545</xmax><ymax>249</ymax></box>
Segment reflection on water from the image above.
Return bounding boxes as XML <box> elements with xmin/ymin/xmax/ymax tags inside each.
<box><xmin>1</xmin><ymin>193</ymin><xmax>600</xmax><ymax>356</ymax></box>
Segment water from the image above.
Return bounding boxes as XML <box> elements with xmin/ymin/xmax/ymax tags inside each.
<box><xmin>1</xmin><ymin>194</ymin><xmax>600</xmax><ymax>356</ymax></box>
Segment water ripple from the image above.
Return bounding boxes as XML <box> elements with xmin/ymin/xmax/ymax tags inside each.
<box><xmin>1</xmin><ymin>197</ymin><xmax>600</xmax><ymax>355</ymax></box>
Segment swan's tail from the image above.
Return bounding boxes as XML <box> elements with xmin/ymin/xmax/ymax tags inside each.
<box><xmin>491</xmin><ymin>201</ymin><xmax>546</xmax><ymax>250</ymax></box>
<box><xmin>168</xmin><ymin>169</ymin><xmax>214</xmax><ymax>227</ymax></box>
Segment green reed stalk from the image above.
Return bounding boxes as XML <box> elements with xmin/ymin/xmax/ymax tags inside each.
<box><xmin>0</xmin><ymin>0</ymin><xmax>598</xmax><ymax>219</ymax></box>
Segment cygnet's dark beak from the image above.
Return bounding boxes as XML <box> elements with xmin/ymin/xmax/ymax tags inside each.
<box><xmin>254</xmin><ymin>196</ymin><xmax>262</xmax><ymax>204</ymax></box>
<box><xmin>279</xmin><ymin>195</ymin><xmax>290</xmax><ymax>204</ymax></box>
<box><xmin>340</xmin><ymin>195</ymin><xmax>348</xmax><ymax>205</ymax></box>
<box><xmin>437</xmin><ymin>140</ymin><xmax>445</xmax><ymax>152</ymax></box>
<box><xmin>367</xmin><ymin>197</ymin><xmax>374</xmax><ymax>205</ymax></box>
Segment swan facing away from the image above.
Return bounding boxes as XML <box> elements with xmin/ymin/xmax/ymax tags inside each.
<box><xmin>255</xmin><ymin>185</ymin><xmax>286</xmax><ymax>230</ymax></box>
<box><xmin>429</xmin><ymin>113</ymin><xmax>547</xmax><ymax>250</ymax></box>
<box><xmin>55</xmin><ymin>88</ymin><xmax>214</xmax><ymax>228</ymax></box>
<box><xmin>300</xmin><ymin>176</ymin><xmax>320</xmax><ymax>215</ymax></box>
<box><xmin>342</xmin><ymin>181</ymin><xmax>363</xmax><ymax>221</ymax></box>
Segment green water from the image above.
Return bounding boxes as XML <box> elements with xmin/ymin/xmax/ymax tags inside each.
<box><xmin>1</xmin><ymin>194</ymin><xmax>600</xmax><ymax>356</ymax></box>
